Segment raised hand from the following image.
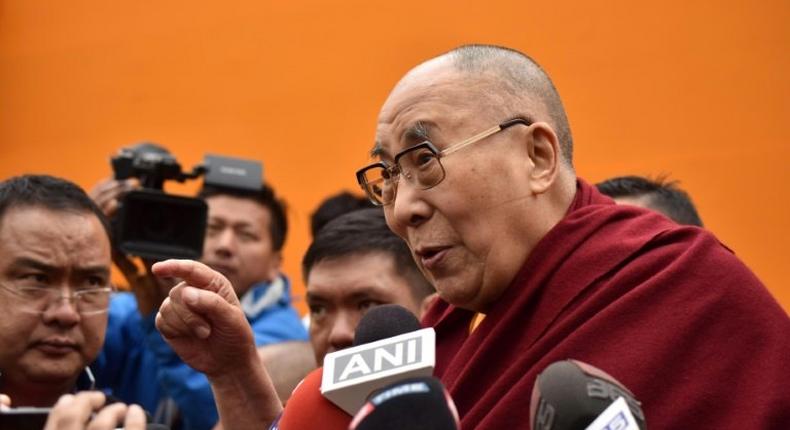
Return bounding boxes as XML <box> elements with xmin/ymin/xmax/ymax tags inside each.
<box><xmin>153</xmin><ymin>260</ymin><xmax>282</xmax><ymax>430</ymax></box>
<box><xmin>152</xmin><ymin>259</ymin><xmax>257</xmax><ymax>378</ymax></box>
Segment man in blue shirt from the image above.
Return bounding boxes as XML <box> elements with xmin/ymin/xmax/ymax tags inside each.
<box><xmin>90</xmin><ymin>177</ymin><xmax>309</xmax><ymax>430</ymax></box>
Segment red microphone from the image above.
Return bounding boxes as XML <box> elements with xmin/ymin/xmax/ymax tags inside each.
<box><xmin>272</xmin><ymin>305</ymin><xmax>423</xmax><ymax>430</ymax></box>
<box><xmin>273</xmin><ymin>367</ymin><xmax>351</xmax><ymax>430</ymax></box>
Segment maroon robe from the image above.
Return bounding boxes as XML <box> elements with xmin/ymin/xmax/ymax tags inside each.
<box><xmin>423</xmin><ymin>179</ymin><xmax>790</xmax><ymax>429</ymax></box>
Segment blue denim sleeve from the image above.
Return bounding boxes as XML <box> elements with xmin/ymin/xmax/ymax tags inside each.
<box><xmin>140</xmin><ymin>302</ymin><xmax>307</xmax><ymax>429</ymax></box>
<box><xmin>250</xmin><ymin>304</ymin><xmax>309</xmax><ymax>346</ymax></box>
<box><xmin>92</xmin><ymin>293</ymin><xmax>163</xmax><ymax>415</ymax></box>
<box><xmin>141</xmin><ymin>313</ymin><xmax>219</xmax><ymax>430</ymax></box>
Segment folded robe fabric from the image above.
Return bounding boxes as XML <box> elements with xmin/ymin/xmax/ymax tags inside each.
<box><xmin>423</xmin><ymin>179</ymin><xmax>790</xmax><ymax>429</ymax></box>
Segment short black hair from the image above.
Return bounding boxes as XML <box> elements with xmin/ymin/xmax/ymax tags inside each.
<box><xmin>596</xmin><ymin>175</ymin><xmax>704</xmax><ymax>227</ymax></box>
<box><xmin>310</xmin><ymin>191</ymin><xmax>374</xmax><ymax>237</ymax></box>
<box><xmin>0</xmin><ymin>174</ymin><xmax>111</xmax><ymax>238</ymax></box>
<box><xmin>197</xmin><ymin>184</ymin><xmax>288</xmax><ymax>252</ymax></box>
<box><xmin>303</xmin><ymin>208</ymin><xmax>434</xmax><ymax>302</ymax></box>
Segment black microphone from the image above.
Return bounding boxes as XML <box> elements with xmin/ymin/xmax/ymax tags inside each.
<box><xmin>274</xmin><ymin>305</ymin><xmax>424</xmax><ymax>430</ymax></box>
<box><xmin>352</xmin><ymin>304</ymin><xmax>422</xmax><ymax>346</ymax></box>
<box><xmin>348</xmin><ymin>376</ymin><xmax>459</xmax><ymax>430</ymax></box>
<box><xmin>321</xmin><ymin>305</ymin><xmax>432</xmax><ymax>414</ymax></box>
<box><xmin>530</xmin><ymin>359</ymin><xmax>646</xmax><ymax>430</ymax></box>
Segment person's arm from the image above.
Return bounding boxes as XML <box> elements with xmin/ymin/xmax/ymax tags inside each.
<box><xmin>141</xmin><ymin>315</ymin><xmax>219</xmax><ymax>430</ymax></box>
<box><xmin>153</xmin><ymin>260</ymin><xmax>283</xmax><ymax>430</ymax></box>
<box><xmin>144</xmin><ymin>277</ymin><xmax>310</xmax><ymax>427</ymax></box>
<box><xmin>208</xmin><ymin>346</ymin><xmax>280</xmax><ymax>430</ymax></box>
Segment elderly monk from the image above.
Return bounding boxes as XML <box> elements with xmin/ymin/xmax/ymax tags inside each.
<box><xmin>153</xmin><ymin>44</ymin><xmax>790</xmax><ymax>430</ymax></box>
<box><xmin>354</xmin><ymin>44</ymin><xmax>790</xmax><ymax>429</ymax></box>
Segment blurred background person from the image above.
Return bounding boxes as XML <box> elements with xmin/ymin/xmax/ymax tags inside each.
<box><xmin>210</xmin><ymin>207</ymin><xmax>436</xmax><ymax>429</ymax></box>
<box><xmin>309</xmin><ymin>191</ymin><xmax>374</xmax><ymax>238</ymax></box>
<box><xmin>89</xmin><ymin>144</ymin><xmax>310</xmax><ymax>429</ymax></box>
<box><xmin>302</xmin><ymin>208</ymin><xmax>436</xmax><ymax>364</ymax></box>
<box><xmin>596</xmin><ymin>175</ymin><xmax>703</xmax><ymax>227</ymax></box>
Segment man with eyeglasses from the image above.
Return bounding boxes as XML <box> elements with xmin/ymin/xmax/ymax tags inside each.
<box><xmin>142</xmin><ymin>45</ymin><xmax>789</xmax><ymax>429</ymax></box>
<box><xmin>353</xmin><ymin>45</ymin><xmax>790</xmax><ymax>428</ymax></box>
<box><xmin>0</xmin><ymin>175</ymin><xmax>114</xmax><ymax>408</ymax></box>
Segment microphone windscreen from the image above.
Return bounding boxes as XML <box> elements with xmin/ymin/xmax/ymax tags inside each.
<box><xmin>530</xmin><ymin>359</ymin><xmax>646</xmax><ymax>430</ymax></box>
<box><xmin>276</xmin><ymin>367</ymin><xmax>351</xmax><ymax>430</ymax></box>
<box><xmin>352</xmin><ymin>305</ymin><xmax>421</xmax><ymax>346</ymax></box>
<box><xmin>349</xmin><ymin>377</ymin><xmax>459</xmax><ymax>430</ymax></box>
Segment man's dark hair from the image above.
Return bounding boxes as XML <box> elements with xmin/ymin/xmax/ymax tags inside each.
<box><xmin>197</xmin><ymin>184</ymin><xmax>288</xmax><ymax>251</ymax></box>
<box><xmin>303</xmin><ymin>208</ymin><xmax>434</xmax><ymax>302</ymax></box>
<box><xmin>596</xmin><ymin>175</ymin><xmax>704</xmax><ymax>227</ymax></box>
<box><xmin>0</xmin><ymin>174</ymin><xmax>111</xmax><ymax>237</ymax></box>
<box><xmin>310</xmin><ymin>191</ymin><xmax>375</xmax><ymax>237</ymax></box>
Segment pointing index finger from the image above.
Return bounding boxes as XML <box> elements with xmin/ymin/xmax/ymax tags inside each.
<box><xmin>152</xmin><ymin>260</ymin><xmax>222</xmax><ymax>291</ymax></box>
<box><xmin>152</xmin><ymin>259</ymin><xmax>238</xmax><ymax>304</ymax></box>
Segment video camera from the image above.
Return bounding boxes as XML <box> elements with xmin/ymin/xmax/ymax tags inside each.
<box><xmin>110</xmin><ymin>143</ymin><xmax>263</xmax><ymax>261</ymax></box>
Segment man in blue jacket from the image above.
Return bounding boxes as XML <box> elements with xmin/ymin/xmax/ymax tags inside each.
<box><xmin>90</xmin><ymin>176</ymin><xmax>309</xmax><ymax>430</ymax></box>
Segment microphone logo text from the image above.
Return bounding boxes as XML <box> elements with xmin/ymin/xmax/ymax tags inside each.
<box><xmin>334</xmin><ymin>338</ymin><xmax>421</xmax><ymax>382</ymax></box>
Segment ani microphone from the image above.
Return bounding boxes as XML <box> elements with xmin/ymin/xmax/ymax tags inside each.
<box><xmin>273</xmin><ymin>305</ymin><xmax>425</xmax><ymax>430</ymax></box>
<box><xmin>321</xmin><ymin>305</ymin><xmax>434</xmax><ymax>415</ymax></box>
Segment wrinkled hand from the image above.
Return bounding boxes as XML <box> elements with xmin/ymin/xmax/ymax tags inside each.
<box><xmin>125</xmin><ymin>263</ymin><xmax>174</xmax><ymax>316</ymax></box>
<box><xmin>44</xmin><ymin>392</ymin><xmax>146</xmax><ymax>430</ymax></box>
<box><xmin>153</xmin><ymin>259</ymin><xmax>257</xmax><ymax>379</ymax></box>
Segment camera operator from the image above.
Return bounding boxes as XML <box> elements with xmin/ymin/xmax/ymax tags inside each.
<box><xmin>89</xmin><ymin>144</ymin><xmax>311</xmax><ymax>430</ymax></box>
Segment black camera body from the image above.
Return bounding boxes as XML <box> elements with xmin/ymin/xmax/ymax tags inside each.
<box><xmin>111</xmin><ymin>144</ymin><xmax>262</xmax><ymax>261</ymax></box>
<box><xmin>113</xmin><ymin>189</ymin><xmax>208</xmax><ymax>261</ymax></box>
<box><xmin>0</xmin><ymin>407</ymin><xmax>51</xmax><ymax>430</ymax></box>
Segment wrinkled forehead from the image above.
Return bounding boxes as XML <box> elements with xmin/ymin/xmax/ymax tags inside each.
<box><xmin>373</xmin><ymin>63</ymin><xmax>493</xmax><ymax>160</ymax></box>
<box><xmin>0</xmin><ymin>206</ymin><xmax>111</xmax><ymax>267</ymax></box>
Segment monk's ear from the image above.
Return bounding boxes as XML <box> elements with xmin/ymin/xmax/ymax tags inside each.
<box><xmin>524</xmin><ymin>122</ymin><xmax>560</xmax><ymax>194</ymax></box>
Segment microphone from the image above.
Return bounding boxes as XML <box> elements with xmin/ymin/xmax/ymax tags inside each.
<box><xmin>351</xmin><ymin>304</ymin><xmax>423</xmax><ymax>346</ymax></box>
<box><xmin>321</xmin><ymin>305</ymin><xmax>434</xmax><ymax>415</ymax></box>
<box><xmin>273</xmin><ymin>305</ymin><xmax>425</xmax><ymax>429</ymax></box>
<box><xmin>348</xmin><ymin>376</ymin><xmax>460</xmax><ymax>430</ymax></box>
<box><xmin>273</xmin><ymin>367</ymin><xmax>352</xmax><ymax>430</ymax></box>
<box><xmin>529</xmin><ymin>359</ymin><xmax>646</xmax><ymax>430</ymax></box>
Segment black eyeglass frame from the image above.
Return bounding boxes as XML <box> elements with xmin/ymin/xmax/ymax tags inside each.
<box><xmin>356</xmin><ymin>117</ymin><xmax>532</xmax><ymax>206</ymax></box>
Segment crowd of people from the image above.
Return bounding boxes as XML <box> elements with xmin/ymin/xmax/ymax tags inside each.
<box><xmin>1</xmin><ymin>44</ymin><xmax>788</xmax><ymax>430</ymax></box>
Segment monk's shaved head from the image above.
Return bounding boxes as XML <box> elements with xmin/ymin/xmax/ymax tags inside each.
<box><xmin>412</xmin><ymin>44</ymin><xmax>574</xmax><ymax>165</ymax></box>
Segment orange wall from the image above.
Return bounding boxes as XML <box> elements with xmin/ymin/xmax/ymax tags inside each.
<box><xmin>1</xmin><ymin>0</ymin><xmax>788</xmax><ymax>314</ymax></box>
